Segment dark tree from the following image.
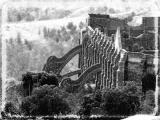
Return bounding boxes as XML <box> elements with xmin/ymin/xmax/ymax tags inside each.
<box><xmin>21</xmin><ymin>85</ymin><xmax>70</xmax><ymax>116</ymax></box>
<box><xmin>22</xmin><ymin>72</ymin><xmax>33</xmax><ymax>96</ymax></box>
<box><xmin>102</xmin><ymin>82</ymin><xmax>141</xmax><ymax>115</ymax></box>
<box><xmin>43</xmin><ymin>27</ymin><xmax>48</xmax><ymax>38</ymax></box>
<box><xmin>78</xmin><ymin>95</ymin><xmax>93</xmax><ymax>116</ymax></box>
<box><xmin>132</xmin><ymin>43</ymin><xmax>140</xmax><ymax>52</ymax></box>
<box><xmin>4</xmin><ymin>102</ymin><xmax>19</xmax><ymax>115</ymax></box>
<box><xmin>22</xmin><ymin>72</ymin><xmax>59</xmax><ymax>96</ymax></box>
<box><xmin>39</xmin><ymin>72</ymin><xmax>59</xmax><ymax>86</ymax></box>
<box><xmin>67</xmin><ymin>22</ymin><xmax>77</xmax><ymax>35</ymax></box>
<box><xmin>93</xmin><ymin>90</ymin><xmax>102</xmax><ymax>107</ymax></box>
<box><xmin>17</xmin><ymin>32</ymin><xmax>22</xmax><ymax>44</ymax></box>
<box><xmin>24</xmin><ymin>40</ymin><xmax>32</xmax><ymax>50</ymax></box>
<box><xmin>142</xmin><ymin>73</ymin><xmax>156</xmax><ymax>93</ymax></box>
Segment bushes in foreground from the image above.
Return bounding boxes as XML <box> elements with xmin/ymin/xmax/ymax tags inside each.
<box><xmin>101</xmin><ymin>82</ymin><xmax>141</xmax><ymax>115</ymax></box>
<box><xmin>77</xmin><ymin>81</ymin><xmax>143</xmax><ymax>116</ymax></box>
<box><xmin>5</xmin><ymin>80</ymin><xmax>157</xmax><ymax>116</ymax></box>
<box><xmin>140</xmin><ymin>90</ymin><xmax>155</xmax><ymax>114</ymax></box>
<box><xmin>21</xmin><ymin>85</ymin><xmax>71</xmax><ymax>116</ymax></box>
<box><xmin>4</xmin><ymin>102</ymin><xmax>19</xmax><ymax>115</ymax></box>
<box><xmin>78</xmin><ymin>95</ymin><xmax>93</xmax><ymax>116</ymax></box>
<box><xmin>78</xmin><ymin>90</ymin><xmax>103</xmax><ymax>116</ymax></box>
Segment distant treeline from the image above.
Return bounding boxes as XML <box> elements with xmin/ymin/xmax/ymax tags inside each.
<box><xmin>7</xmin><ymin>5</ymin><xmax>120</xmax><ymax>22</ymax></box>
<box><xmin>8</xmin><ymin>7</ymin><xmax>71</xmax><ymax>22</ymax></box>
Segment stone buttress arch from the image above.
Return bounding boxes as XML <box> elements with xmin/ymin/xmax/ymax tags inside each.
<box><xmin>43</xmin><ymin>45</ymin><xmax>82</xmax><ymax>75</ymax></box>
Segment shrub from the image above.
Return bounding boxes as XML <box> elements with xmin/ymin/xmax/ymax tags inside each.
<box><xmin>141</xmin><ymin>74</ymin><xmax>156</xmax><ymax>93</ymax></box>
<box><xmin>4</xmin><ymin>102</ymin><xmax>19</xmax><ymax>115</ymax></box>
<box><xmin>39</xmin><ymin>72</ymin><xmax>59</xmax><ymax>86</ymax></box>
<box><xmin>123</xmin><ymin>81</ymin><xmax>142</xmax><ymax>97</ymax></box>
<box><xmin>22</xmin><ymin>72</ymin><xmax>59</xmax><ymax>96</ymax></box>
<box><xmin>78</xmin><ymin>94</ymin><xmax>94</xmax><ymax>116</ymax></box>
<box><xmin>21</xmin><ymin>85</ymin><xmax>70</xmax><ymax>116</ymax></box>
<box><xmin>65</xmin><ymin>94</ymin><xmax>81</xmax><ymax>114</ymax></box>
<box><xmin>92</xmin><ymin>90</ymin><xmax>102</xmax><ymax>107</ymax></box>
<box><xmin>140</xmin><ymin>90</ymin><xmax>155</xmax><ymax>114</ymax></box>
<box><xmin>102</xmin><ymin>82</ymin><xmax>141</xmax><ymax>115</ymax></box>
<box><xmin>78</xmin><ymin>90</ymin><xmax>103</xmax><ymax>116</ymax></box>
<box><xmin>132</xmin><ymin>43</ymin><xmax>140</xmax><ymax>52</ymax></box>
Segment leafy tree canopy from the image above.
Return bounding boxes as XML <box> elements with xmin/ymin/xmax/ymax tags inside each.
<box><xmin>21</xmin><ymin>85</ymin><xmax>70</xmax><ymax>116</ymax></box>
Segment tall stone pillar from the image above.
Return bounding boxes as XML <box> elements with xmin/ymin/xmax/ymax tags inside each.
<box><xmin>81</xmin><ymin>31</ymin><xmax>89</xmax><ymax>72</ymax></box>
<box><xmin>116</xmin><ymin>49</ymin><xmax>128</xmax><ymax>87</ymax></box>
<box><xmin>97</xmin><ymin>36</ymin><xmax>103</xmax><ymax>64</ymax></box>
<box><xmin>83</xmin><ymin>40</ymin><xmax>87</xmax><ymax>71</ymax></box>
<box><xmin>88</xmin><ymin>44</ymin><xmax>92</xmax><ymax>67</ymax></box>
<box><xmin>86</xmin><ymin>42</ymin><xmax>90</xmax><ymax>68</ymax></box>
<box><xmin>101</xmin><ymin>40</ymin><xmax>108</xmax><ymax>89</ymax></box>
<box><xmin>100</xmin><ymin>47</ymin><xmax>104</xmax><ymax>89</ymax></box>
<box><xmin>105</xmin><ymin>42</ymin><xmax>112</xmax><ymax>88</ymax></box>
<box><xmin>101</xmin><ymin>53</ymin><xmax>105</xmax><ymax>89</ymax></box>
<box><xmin>103</xmin><ymin>41</ymin><xmax>110</xmax><ymax>88</ymax></box>
<box><xmin>104</xmin><ymin>57</ymin><xmax>108</xmax><ymax>88</ymax></box>
<box><xmin>95</xmin><ymin>35</ymin><xmax>100</xmax><ymax>64</ymax></box>
<box><xmin>89</xmin><ymin>35</ymin><xmax>94</xmax><ymax>66</ymax></box>
<box><xmin>112</xmin><ymin>52</ymin><xmax>120</xmax><ymax>88</ymax></box>
<box><xmin>93</xmin><ymin>34</ymin><xmax>98</xmax><ymax>65</ymax></box>
<box><xmin>109</xmin><ymin>47</ymin><xmax>116</xmax><ymax>88</ymax></box>
<box><xmin>90</xmin><ymin>32</ymin><xmax>96</xmax><ymax>66</ymax></box>
<box><xmin>110</xmin><ymin>49</ymin><xmax>117</xmax><ymax>88</ymax></box>
<box><xmin>99</xmin><ymin>41</ymin><xmax>103</xmax><ymax>90</ymax></box>
<box><xmin>78</xmin><ymin>51</ymin><xmax>82</xmax><ymax>77</ymax></box>
<box><xmin>107</xmin><ymin>45</ymin><xmax>113</xmax><ymax>88</ymax></box>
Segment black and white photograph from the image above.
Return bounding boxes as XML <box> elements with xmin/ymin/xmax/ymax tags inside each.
<box><xmin>1</xmin><ymin>0</ymin><xmax>160</xmax><ymax>120</ymax></box>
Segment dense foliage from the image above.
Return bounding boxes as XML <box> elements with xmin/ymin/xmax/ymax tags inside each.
<box><xmin>78</xmin><ymin>89</ymin><xmax>103</xmax><ymax>116</ymax></box>
<box><xmin>22</xmin><ymin>72</ymin><xmax>59</xmax><ymax>96</ymax></box>
<box><xmin>78</xmin><ymin>95</ymin><xmax>93</xmax><ymax>116</ymax></box>
<box><xmin>21</xmin><ymin>85</ymin><xmax>70</xmax><ymax>116</ymax></box>
<box><xmin>4</xmin><ymin>102</ymin><xmax>19</xmax><ymax>115</ymax></box>
<box><xmin>4</xmin><ymin>77</ymin><xmax>159</xmax><ymax>116</ymax></box>
<box><xmin>6</xmin><ymin>79</ymin><xmax>24</xmax><ymax>111</ymax></box>
<box><xmin>101</xmin><ymin>82</ymin><xmax>142</xmax><ymax>115</ymax></box>
<box><xmin>140</xmin><ymin>90</ymin><xmax>155</xmax><ymax>114</ymax></box>
<box><xmin>141</xmin><ymin>74</ymin><xmax>156</xmax><ymax>93</ymax></box>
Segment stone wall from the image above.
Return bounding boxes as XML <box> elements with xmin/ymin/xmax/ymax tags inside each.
<box><xmin>88</xmin><ymin>14</ymin><xmax>160</xmax><ymax>51</ymax></box>
<box><xmin>127</xmin><ymin>52</ymin><xmax>146</xmax><ymax>83</ymax></box>
<box><xmin>88</xmin><ymin>14</ymin><xmax>127</xmax><ymax>36</ymax></box>
<box><xmin>127</xmin><ymin>51</ymin><xmax>160</xmax><ymax>86</ymax></box>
